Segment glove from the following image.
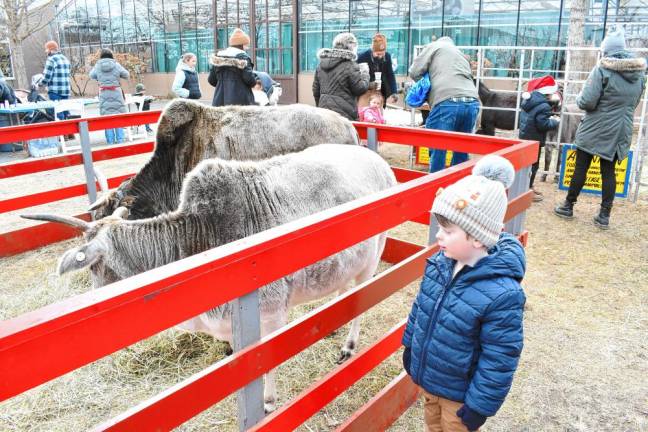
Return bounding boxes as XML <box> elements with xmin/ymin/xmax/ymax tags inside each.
<box><xmin>402</xmin><ymin>347</ymin><xmax>412</xmax><ymax>375</ymax></box>
<box><xmin>389</xmin><ymin>94</ymin><xmax>398</xmax><ymax>103</ymax></box>
<box><xmin>456</xmin><ymin>405</ymin><xmax>487</xmax><ymax>431</ymax></box>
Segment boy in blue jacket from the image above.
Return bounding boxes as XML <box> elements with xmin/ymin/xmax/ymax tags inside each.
<box><xmin>519</xmin><ymin>75</ymin><xmax>560</xmax><ymax>202</ymax></box>
<box><xmin>402</xmin><ymin>155</ymin><xmax>526</xmax><ymax>432</ymax></box>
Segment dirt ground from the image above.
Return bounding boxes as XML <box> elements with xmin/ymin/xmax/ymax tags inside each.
<box><xmin>1</xmin><ymin>141</ymin><xmax>647</xmax><ymax>431</ymax></box>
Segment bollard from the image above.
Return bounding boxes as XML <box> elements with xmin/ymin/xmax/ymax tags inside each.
<box><xmin>367</xmin><ymin>127</ymin><xmax>378</xmax><ymax>152</ymax></box>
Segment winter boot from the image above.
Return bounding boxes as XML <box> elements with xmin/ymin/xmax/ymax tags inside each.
<box><xmin>554</xmin><ymin>200</ymin><xmax>574</xmax><ymax>219</ymax></box>
<box><xmin>593</xmin><ymin>206</ymin><xmax>611</xmax><ymax>230</ymax></box>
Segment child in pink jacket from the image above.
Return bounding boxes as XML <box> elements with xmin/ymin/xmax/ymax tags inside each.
<box><xmin>358</xmin><ymin>94</ymin><xmax>386</xmax><ymax>124</ymax></box>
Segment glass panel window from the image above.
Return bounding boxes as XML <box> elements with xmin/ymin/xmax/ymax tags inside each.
<box><xmin>378</xmin><ymin>0</ymin><xmax>409</xmax><ymax>75</ymax></box>
<box><xmin>298</xmin><ymin>0</ymin><xmax>323</xmax><ymax>71</ymax></box>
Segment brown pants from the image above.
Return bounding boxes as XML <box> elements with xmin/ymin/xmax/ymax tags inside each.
<box><xmin>422</xmin><ymin>390</ymin><xmax>473</xmax><ymax>432</ymax></box>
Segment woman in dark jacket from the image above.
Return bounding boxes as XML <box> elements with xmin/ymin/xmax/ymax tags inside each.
<box><xmin>312</xmin><ymin>32</ymin><xmax>370</xmax><ymax>121</ymax></box>
<box><xmin>554</xmin><ymin>27</ymin><xmax>646</xmax><ymax>229</ymax></box>
<box><xmin>208</xmin><ymin>28</ymin><xmax>256</xmax><ymax>106</ymax></box>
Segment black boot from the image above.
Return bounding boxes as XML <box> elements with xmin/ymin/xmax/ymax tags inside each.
<box><xmin>593</xmin><ymin>206</ymin><xmax>611</xmax><ymax>230</ymax></box>
<box><xmin>554</xmin><ymin>200</ymin><xmax>574</xmax><ymax>219</ymax></box>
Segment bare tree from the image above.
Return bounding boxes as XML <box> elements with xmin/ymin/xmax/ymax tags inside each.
<box><xmin>1</xmin><ymin>0</ymin><xmax>57</xmax><ymax>89</ymax></box>
<box><xmin>566</xmin><ymin>0</ymin><xmax>598</xmax><ymax>100</ymax></box>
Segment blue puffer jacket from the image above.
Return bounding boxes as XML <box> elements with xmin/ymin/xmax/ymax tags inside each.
<box><xmin>518</xmin><ymin>91</ymin><xmax>558</xmax><ymax>146</ymax></box>
<box><xmin>402</xmin><ymin>233</ymin><xmax>526</xmax><ymax>417</ymax></box>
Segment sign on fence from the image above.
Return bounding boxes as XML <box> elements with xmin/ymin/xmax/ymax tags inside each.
<box><xmin>415</xmin><ymin>147</ymin><xmax>453</xmax><ymax>166</ymax></box>
<box><xmin>558</xmin><ymin>145</ymin><xmax>634</xmax><ymax>198</ymax></box>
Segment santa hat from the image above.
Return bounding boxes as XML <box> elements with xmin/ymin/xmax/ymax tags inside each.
<box><xmin>522</xmin><ymin>75</ymin><xmax>558</xmax><ymax>99</ymax></box>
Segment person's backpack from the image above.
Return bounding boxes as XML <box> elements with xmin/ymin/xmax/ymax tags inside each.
<box><xmin>405</xmin><ymin>73</ymin><xmax>431</xmax><ymax>108</ymax></box>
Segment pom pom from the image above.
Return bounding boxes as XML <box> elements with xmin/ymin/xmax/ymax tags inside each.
<box><xmin>472</xmin><ymin>155</ymin><xmax>515</xmax><ymax>189</ymax></box>
<box><xmin>521</xmin><ymin>91</ymin><xmax>531</xmax><ymax>100</ymax></box>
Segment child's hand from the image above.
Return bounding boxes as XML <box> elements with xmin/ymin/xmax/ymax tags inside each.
<box><xmin>550</xmin><ymin>115</ymin><xmax>560</xmax><ymax>122</ymax></box>
<box><xmin>456</xmin><ymin>405</ymin><xmax>487</xmax><ymax>431</ymax></box>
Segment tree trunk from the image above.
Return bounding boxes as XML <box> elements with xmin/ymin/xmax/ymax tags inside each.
<box><xmin>9</xmin><ymin>37</ymin><xmax>29</xmax><ymax>90</ymax></box>
<box><xmin>566</xmin><ymin>0</ymin><xmax>591</xmax><ymax>100</ymax></box>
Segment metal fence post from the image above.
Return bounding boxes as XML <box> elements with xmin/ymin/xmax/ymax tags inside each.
<box><xmin>78</xmin><ymin>121</ymin><xmax>97</xmax><ymax>205</ymax></box>
<box><xmin>504</xmin><ymin>166</ymin><xmax>531</xmax><ymax>235</ymax></box>
<box><xmin>367</xmin><ymin>127</ymin><xmax>378</xmax><ymax>152</ymax></box>
<box><xmin>427</xmin><ymin>213</ymin><xmax>440</xmax><ymax>246</ymax></box>
<box><xmin>231</xmin><ymin>290</ymin><xmax>264</xmax><ymax>430</ymax></box>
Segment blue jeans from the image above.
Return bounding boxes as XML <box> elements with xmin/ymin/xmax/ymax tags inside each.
<box><xmin>425</xmin><ymin>99</ymin><xmax>480</xmax><ymax>173</ymax></box>
<box><xmin>48</xmin><ymin>91</ymin><xmax>69</xmax><ymax>120</ymax></box>
<box><xmin>105</xmin><ymin>128</ymin><xmax>125</xmax><ymax>144</ymax></box>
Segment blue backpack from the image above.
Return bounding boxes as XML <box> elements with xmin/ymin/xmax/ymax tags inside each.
<box><xmin>405</xmin><ymin>73</ymin><xmax>431</xmax><ymax>108</ymax></box>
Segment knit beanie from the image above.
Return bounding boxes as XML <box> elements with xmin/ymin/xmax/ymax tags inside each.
<box><xmin>372</xmin><ymin>34</ymin><xmax>387</xmax><ymax>53</ymax></box>
<box><xmin>45</xmin><ymin>40</ymin><xmax>59</xmax><ymax>51</ymax></box>
<box><xmin>229</xmin><ymin>28</ymin><xmax>250</xmax><ymax>47</ymax></box>
<box><xmin>333</xmin><ymin>32</ymin><xmax>358</xmax><ymax>52</ymax></box>
<box><xmin>432</xmin><ymin>155</ymin><xmax>515</xmax><ymax>248</ymax></box>
<box><xmin>602</xmin><ymin>26</ymin><xmax>626</xmax><ymax>56</ymax></box>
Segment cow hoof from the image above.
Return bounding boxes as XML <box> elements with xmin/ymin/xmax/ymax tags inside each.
<box><xmin>336</xmin><ymin>349</ymin><xmax>353</xmax><ymax>364</ymax></box>
<box><xmin>264</xmin><ymin>399</ymin><xmax>276</xmax><ymax>414</ymax></box>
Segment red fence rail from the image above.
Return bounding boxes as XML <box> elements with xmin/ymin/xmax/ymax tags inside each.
<box><xmin>0</xmin><ymin>111</ymin><xmax>538</xmax><ymax>430</ymax></box>
<box><xmin>0</xmin><ymin>112</ymin><xmax>537</xmax><ymax>258</ymax></box>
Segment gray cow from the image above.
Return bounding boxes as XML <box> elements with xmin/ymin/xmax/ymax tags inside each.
<box><xmin>90</xmin><ymin>100</ymin><xmax>360</xmax><ymax>220</ymax></box>
<box><xmin>25</xmin><ymin>144</ymin><xmax>396</xmax><ymax>413</ymax></box>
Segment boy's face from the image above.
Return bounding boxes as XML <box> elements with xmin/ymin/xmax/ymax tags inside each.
<box><xmin>435</xmin><ymin>222</ymin><xmax>484</xmax><ymax>263</ymax></box>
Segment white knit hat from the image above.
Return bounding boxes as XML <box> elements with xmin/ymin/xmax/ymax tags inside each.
<box><xmin>432</xmin><ymin>155</ymin><xmax>515</xmax><ymax>248</ymax></box>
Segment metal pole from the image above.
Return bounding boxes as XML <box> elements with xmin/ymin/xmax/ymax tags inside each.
<box><xmin>427</xmin><ymin>213</ymin><xmax>440</xmax><ymax>246</ymax></box>
<box><xmin>513</xmin><ymin>49</ymin><xmax>525</xmax><ymax>133</ymax></box>
<box><xmin>78</xmin><ymin>121</ymin><xmax>97</xmax><ymax>205</ymax></box>
<box><xmin>367</xmin><ymin>127</ymin><xmax>378</xmax><ymax>152</ymax></box>
<box><xmin>504</xmin><ymin>166</ymin><xmax>530</xmax><ymax>235</ymax></box>
<box><xmin>631</xmin><ymin>86</ymin><xmax>648</xmax><ymax>202</ymax></box>
<box><xmin>231</xmin><ymin>290</ymin><xmax>264</xmax><ymax>431</ymax></box>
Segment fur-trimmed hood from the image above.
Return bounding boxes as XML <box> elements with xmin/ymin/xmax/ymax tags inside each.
<box><xmin>317</xmin><ymin>48</ymin><xmax>357</xmax><ymax>71</ymax></box>
<box><xmin>600</xmin><ymin>55</ymin><xmax>647</xmax><ymax>82</ymax></box>
<box><xmin>210</xmin><ymin>47</ymin><xmax>250</xmax><ymax>69</ymax></box>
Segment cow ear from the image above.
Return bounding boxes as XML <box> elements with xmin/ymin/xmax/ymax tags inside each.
<box><xmin>58</xmin><ymin>240</ymin><xmax>106</xmax><ymax>275</ymax></box>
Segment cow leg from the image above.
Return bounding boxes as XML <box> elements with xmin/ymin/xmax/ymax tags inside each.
<box><xmin>337</xmin><ymin>242</ymin><xmax>384</xmax><ymax>364</ymax></box>
<box><xmin>260</xmin><ymin>311</ymin><xmax>287</xmax><ymax>413</ymax></box>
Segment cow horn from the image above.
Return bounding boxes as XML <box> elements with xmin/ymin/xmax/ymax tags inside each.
<box><xmin>21</xmin><ymin>214</ymin><xmax>91</xmax><ymax>231</ymax></box>
<box><xmin>88</xmin><ymin>194</ymin><xmax>110</xmax><ymax>211</ymax></box>
<box><xmin>112</xmin><ymin>206</ymin><xmax>129</xmax><ymax>219</ymax></box>
<box><xmin>94</xmin><ymin>167</ymin><xmax>108</xmax><ymax>192</ymax></box>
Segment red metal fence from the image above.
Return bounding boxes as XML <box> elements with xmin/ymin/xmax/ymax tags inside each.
<box><xmin>0</xmin><ymin>112</ymin><xmax>537</xmax><ymax>430</ymax></box>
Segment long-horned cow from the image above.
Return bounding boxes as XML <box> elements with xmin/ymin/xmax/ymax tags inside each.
<box><xmin>90</xmin><ymin>100</ymin><xmax>360</xmax><ymax>220</ymax></box>
<box><xmin>25</xmin><ymin>144</ymin><xmax>396</xmax><ymax>413</ymax></box>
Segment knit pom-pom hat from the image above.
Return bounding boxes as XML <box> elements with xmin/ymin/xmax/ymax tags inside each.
<box><xmin>432</xmin><ymin>155</ymin><xmax>515</xmax><ymax>248</ymax></box>
<box><xmin>229</xmin><ymin>28</ymin><xmax>250</xmax><ymax>47</ymax></box>
<box><xmin>333</xmin><ymin>32</ymin><xmax>358</xmax><ymax>52</ymax></box>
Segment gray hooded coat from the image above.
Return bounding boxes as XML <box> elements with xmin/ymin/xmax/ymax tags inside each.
<box><xmin>574</xmin><ymin>54</ymin><xmax>646</xmax><ymax>162</ymax></box>
<box><xmin>90</xmin><ymin>58</ymin><xmax>129</xmax><ymax>115</ymax></box>
<box><xmin>312</xmin><ymin>49</ymin><xmax>369</xmax><ymax>121</ymax></box>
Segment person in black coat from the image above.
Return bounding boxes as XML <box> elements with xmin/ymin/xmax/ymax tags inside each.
<box><xmin>312</xmin><ymin>32</ymin><xmax>369</xmax><ymax>121</ymax></box>
<box><xmin>519</xmin><ymin>75</ymin><xmax>560</xmax><ymax>202</ymax></box>
<box><xmin>208</xmin><ymin>28</ymin><xmax>256</xmax><ymax>107</ymax></box>
<box><xmin>356</xmin><ymin>33</ymin><xmax>398</xmax><ymax>107</ymax></box>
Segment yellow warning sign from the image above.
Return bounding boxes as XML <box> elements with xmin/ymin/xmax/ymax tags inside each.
<box><xmin>415</xmin><ymin>147</ymin><xmax>453</xmax><ymax>167</ymax></box>
<box><xmin>559</xmin><ymin>145</ymin><xmax>633</xmax><ymax>198</ymax></box>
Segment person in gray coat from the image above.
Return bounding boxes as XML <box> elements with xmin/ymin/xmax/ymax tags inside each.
<box><xmin>554</xmin><ymin>26</ymin><xmax>646</xmax><ymax>229</ymax></box>
<box><xmin>90</xmin><ymin>49</ymin><xmax>130</xmax><ymax>144</ymax></box>
<box><xmin>409</xmin><ymin>37</ymin><xmax>480</xmax><ymax>173</ymax></box>
<box><xmin>312</xmin><ymin>32</ymin><xmax>369</xmax><ymax>121</ymax></box>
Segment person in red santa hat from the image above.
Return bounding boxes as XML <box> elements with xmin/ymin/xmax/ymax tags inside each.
<box><xmin>518</xmin><ymin>75</ymin><xmax>560</xmax><ymax>202</ymax></box>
